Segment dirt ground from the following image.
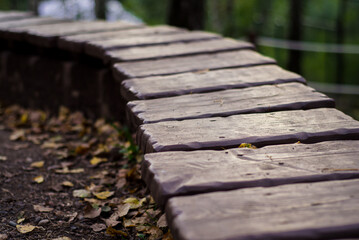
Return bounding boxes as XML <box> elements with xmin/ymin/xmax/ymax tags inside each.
<box><xmin>0</xmin><ymin>104</ymin><xmax>171</xmax><ymax>240</ymax></box>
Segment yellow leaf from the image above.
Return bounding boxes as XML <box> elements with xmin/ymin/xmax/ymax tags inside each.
<box><xmin>33</xmin><ymin>175</ymin><xmax>44</xmax><ymax>184</ymax></box>
<box><xmin>123</xmin><ymin>197</ymin><xmax>146</xmax><ymax>209</ymax></box>
<box><xmin>94</xmin><ymin>191</ymin><xmax>114</xmax><ymax>200</ymax></box>
<box><xmin>62</xmin><ymin>181</ymin><xmax>74</xmax><ymax>187</ymax></box>
<box><xmin>105</xmin><ymin>226</ymin><xmax>128</xmax><ymax>237</ymax></box>
<box><xmin>90</xmin><ymin>157</ymin><xmax>107</xmax><ymax>166</ymax></box>
<box><xmin>20</xmin><ymin>112</ymin><xmax>29</xmax><ymax>125</ymax></box>
<box><xmin>52</xmin><ymin>237</ymin><xmax>72</xmax><ymax>240</ymax></box>
<box><xmin>16</xmin><ymin>224</ymin><xmax>36</xmax><ymax>234</ymax></box>
<box><xmin>238</xmin><ymin>143</ymin><xmax>257</xmax><ymax>149</ymax></box>
<box><xmin>0</xmin><ymin>156</ymin><xmax>7</xmax><ymax>161</ymax></box>
<box><xmin>55</xmin><ymin>167</ymin><xmax>84</xmax><ymax>174</ymax></box>
<box><xmin>17</xmin><ymin>218</ymin><xmax>25</xmax><ymax>224</ymax></box>
<box><xmin>30</xmin><ymin>161</ymin><xmax>44</xmax><ymax>168</ymax></box>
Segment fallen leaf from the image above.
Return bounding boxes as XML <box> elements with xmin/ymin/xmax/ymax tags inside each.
<box><xmin>10</xmin><ymin>130</ymin><xmax>26</xmax><ymax>141</ymax></box>
<box><xmin>30</xmin><ymin>161</ymin><xmax>44</xmax><ymax>168</ymax></box>
<box><xmin>105</xmin><ymin>226</ymin><xmax>128</xmax><ymax>237</ymax></box>
<box><xmin>90</xmin><ymin>157</ymin><xmax>108</xmax><ymax>166</ymax></box>
<box><xmin>52</xmin><ymin>236</ymin><xmax>72</xmax><ymax>240</ymax></box>
<box><xmin>73</xmin><ymin>189</ymin><xmax>91</xmax><ymax>198</ymax></box>
<box><xmin>123</xmin><ymin>197</ymin><xmax>146</xmax><ymax>209</ymax></box>
<box><xmin>4</xmin><ymin>143</ymin><xmax>29</xmax><ymax>150</ymax></box>
<box><xmin>41</xmin><ymin>142</ymin><xmax>64</xmax><ymax>149</ymax></box>
<box><xmin>62</xmin><ymin>181</ymin><xmax>74</xmax><ymax>187</ymax></box>
<box><xmin>94</xmin><ymin>191</ymin><xmax>114</xmax><ymax>200</ymax></box>
<box><xmin>17</xmin><ymin>218</ymin><xmax>25</xmax><ymax>224</ymax></box>
<box><xmin>238</xmin><ymin>143</ymin><xmax>257</xmax><ymax>149</ymax></box>
<box><xmin>115</xmin><ymin>178</ymin><xmax>126</xmax><ymax>189</ymax></box>
<box><xmin>66</xmin><ymin>212</ymin><xmax>78</xmax><ymax>223</ymax></box>
<box><xmin>106</xmin><ymin>203</ymin><xmax>131</xmax><ymax>227</ymax></box>
<box><xmin>90</xmin><ymin>223</ymin><xmax>106</xmax><ymax>232</ymax></box>
<box><xmin>33</xmin><ymin>175</ymin><xmax>44</xmax><ymax>184</ymax></box>
<box><xmin>75</xmin><ymin>144</ymin><xmax>90</xmax><ymax>155</ymax></box>
<box><xmin>83</xmin><ymin>204</ymin><xmax>101</xmax><ymax>219</ymax></box>
<box><xmin>0</xmin><ymin>156</ymin><xmax>7</xmax><ymax>161</ymax></box>
<box><xmin>146</xmin><ymin>226</ymin><xmax>163</xmax><ymax>240</ymax></box>
<box><xmin>157</xmin><ymin>214</ymin><xmax>167</xmax><ymax>228</ymax></box>
<box><xmin>55</xmin><ymin>167</ymin><xmax>84</xmax><ymax>174</ymax></box>
<box><xmin>16</xmin><ymin>224</ymin><xmax>36</xmax><ymax>234</ymax></box>
<box><xmin>0</xmin><ymin>233</ymin><xmax>8</xmax><ymax>240</ymax></box>
<box><xmin>33</xmin><ymin>205</ymin><xmax>54</xmax><ymax>212</ymax></box>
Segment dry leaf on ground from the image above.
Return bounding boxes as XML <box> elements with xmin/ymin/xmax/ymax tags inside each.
<box><xmin>0</xmin><ymin>156</ymin><xmax>7</xmax><ymax>161</ymax></box>
<box><xmin>30</xmin><ymin>161</ymin><xmax>44</xmax><ymax>168</ymax></box>
<box><xmin>62</xmin><ymin>181</ymin><xmax>74</xmax><ymax>187</ymax></box>
<box><xmin>94</xmin><ymin>191</ymin><xmax>114</xmax><ymax>200</ymax></box>
<box><xmin>157</xmin><ymin>214</ymin><xmax>167</xmax><ymax>228</ymax></box>
<box><xmin>33</xmin><ymin>205</ymin><xmax>54</xmax><ymax>212</ymax></box>
<box><xmin>33</xmin><ymin>175</ymin><xmax>44</xmax><ymax>184</ymax></box>
<box><xmin>73</xmin><ymin>189</ymin><xmax>91</xmax><ymax>198</ymax></box>
<box><xmin>123</xmin><ymin>197</ymin><xmax>146</xmax><ymax>209</ymax></box>
<box><xmin>90</xmin><ymin>223</ymin><xmax>107</xmax><ymax>232</ymax></box>
<box><xmin>83</xmin><ymin>205</ymin><xmax>101</xmax><ymax>219</ymax></box>
<box><xmin>105</xmin><ymin>226</ymin><xmax>128</xmax><ymax>237</ymax></box>
<box><xmin>16</xmin><ymin>224</ymin><xmax>36</xmax><ymax>234</ymax></box>
<box><xmin>90</xmin><ymin>157</ymin><xmax>108</xmax><ymax>166</ymax></box>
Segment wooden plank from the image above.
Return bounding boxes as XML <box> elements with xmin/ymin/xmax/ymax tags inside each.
<box><xmin>127</xmin><ymin>82</ymin><xmax>335</xmax><ymax>128</ymax></box>
<box><xmin>0</xmin><ymin>11</ymin><xmax>32</xmax><ymax>22</ymax></box>
<box><xmin>57</xmin><ymin>25</ymin><xmax>185</xmax><ymax>53</ymax></box>
<box><xmin>6</xmin><ymin>20</ymin><xmax>142</xmax><ymax>47</ymax></box>
<box><xmin>0</xmin><ymin>17</ymin><xmax>68</xmax><ymax>29</ymax></box>
<box><xmin>84</xmin><ymin>31</ymin><xmax>221</xmax><ymax>59</ymax></box>
<box><xmin>121</xmin><ymin>65</ymin><xmax>306</xmax><ymax>101</ymax></box>
<box><xmin>143</xmin><ymin>140</ymin><xmax>359</xmax><ymax>207</ymax></box>
<box><xmin>166</xmin><ymin>179</ymin><xmax>359</xmax><ymax>240</ymax></box>
<box><xmin>113</xmin><ymin>50</ymin><xmax>276</xmax><ymax>79</ymax></box>
<box><xmin>105</xmin><ymin>38</ymin><xmax>254</xmax><ymax>63</ymax></box>
<box><xmin>137</xmin><ymin>108</ymin><xmax>359</xmax><ymax>153</ymax></box>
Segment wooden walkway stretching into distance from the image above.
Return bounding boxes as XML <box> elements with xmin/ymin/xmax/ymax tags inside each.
<box><xmin>1</xmin><ymin>11</ymin><xmax>359</xmax><ymax>240</ymax></box>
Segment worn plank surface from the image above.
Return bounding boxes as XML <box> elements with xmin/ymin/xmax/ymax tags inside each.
<box><xmin>85</xmin><ymin>31</ymin><xmax>221</xmax><ymax>59</ymax></box>
<box><xmin>143</xmin><ymin>140</ymin><xmax>359</xmax><ymax>207</ymax></box>
<box><xmin>113</xmin><ymin>50</ymin><xmax>276</xmax><ymax>79</ymax></box>
<box><xmin>0</xmin><ymin>11</ymin><xmax>32</xmax><ymax>22</ymax></box>
<box><xmin>105</xmin><ymin>38</ymin><xmax>254</xmax><ymax>63</ymax></box>
<box><xmin>0</xmin><ymin>17</ymin><xmax>69</xmax><ymax>29</ymax></box>
<box><xmin>127</xmin><ymin>82</ymin><xmax>334</xmax><ymax>128</ymax></box>
<box><xmin>57</xmin><ymin>25</ymin><xmax>184</xmax><ymax>53</ymax></box>
<box><xmin>137</xmin><ymin>108</ymin><xmax>359</xmax><ymax>153</ymax></box>
<box><xmin>166</xmin><ymin>179</ymin><xmax>359</xmax><ymax>240</ymax></box>
<box><xmin>121</xmin><ymin>65</ymin><xmax>305</xmax><ymax>101</ymax></box>
<box><xmin>7</xmin><ymin>20</ymin><xmax>142</xmax><ymax>46</ymax></box>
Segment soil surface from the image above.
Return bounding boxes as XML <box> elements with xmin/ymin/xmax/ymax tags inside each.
<box><xmin>0</xmin><ymin>104</ymin><xmax>171</xmax><ymax>240</ymax></box>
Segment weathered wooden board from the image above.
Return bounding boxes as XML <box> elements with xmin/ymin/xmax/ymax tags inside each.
<box><xmin>166</xmin><ymin>179</ymin><xmax>359</xmax><ymax>240</ymax></box>
<box><xmin>127</xmin><ymin>82</ymin><xmax>335</xmax><ymax>128</ymax></box>
<box><xmin>0</xmin><ymin>17</ymin><xmax>68</xmax><ymax>29</ymax></box>
<box><xmin>121</xmin><ymin>65</ymin><xmax>306</xmax><ymax>101</ymax></box>
<box><xmin>113</xmin><ymin>50</ymin><xmax>276</xmax><ymax>80</ymax></box>
<box><xmin>105</xmin><ymin>38</ymin><xmax>254</xmax><ymax>63</ymax></box>
<box><xmin>6</xmin><ymin>20</ymin><xmax>142</xmax><ymax>47</ymax></box>
<box><xmin>0</xmin><ymin>11</ymin><xmax>32</xmax><ymax>22</ymax></box>
<box><xmin>137</xmin><ymin>108</ymin><xmax>359</xmax><ymax>153</ymax></box>
<box><xmin>143</xmin><ymin>140</ymin><xmax>359</xmax><ymax>207</ymax></box>
<box><xmin>57</xmin><ymin>25</ymin><xmax>184</xmax><ymax>53</ymax></box>
<box><xmin>84</xmin><ymin>31</ymin><xmax>221</xmax><ymax>59</ymax></box>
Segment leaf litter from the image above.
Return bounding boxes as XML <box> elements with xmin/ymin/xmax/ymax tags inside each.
<box><xmin>0</xmin><ymin>104</ymin><xmax>172</xmax><ymax>239</ymax></box>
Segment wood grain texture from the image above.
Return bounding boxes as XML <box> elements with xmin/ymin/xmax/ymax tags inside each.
<box><xmin>166</xmin><ymin>179</ymin><xmax>359</xmax><ymax>240</ymax></box>
<box><xmin>113</xmin><ymin>50</ymin><xmax>276</xmax><ymax>80</ymax></box>
<box><xmin>127</xmin><ymin>82</ymin><xmax>335</xmax><ymax>128</ymax></box>
<box><xmin>121</xmin><ymin>65</ymin><xmax>305</xmax><ymax>101</ymax></box>
<box><xmin>142</xmin><ymin>140</ymin><xmax>359</xmax><ymax>207</ymax></box>
<box><xmin>57</xmin><ymin>25</ymin><xmax>184</xmax><ymax>53</ymax></box>
<box><xmin>137</xmin><ymin>108</ymin><xmax>359</xmax><ymax>153</ymax></box>
<box><xmin>105</xmin><ymin>38</ymin><xmax>254</xmax><ymax>63</ymax></box>
<box><xmin>0</xmin><ymin>17</ymin><xmax>68</xmax><ymax>29</ymax></box>
<box><xmin>7</xmin><ymin>20</ymin><xmax>142</xmax><ymax>47</ymax></box>
<box><xmin>84</xmin><ymin>31</ymin><xmax>221</xmax><ymax>59</ymax></box>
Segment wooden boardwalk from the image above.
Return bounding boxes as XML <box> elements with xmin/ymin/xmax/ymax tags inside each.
<box><xmin>1</xmin><ymin>11</ymin><xmax>359</xmax><ymax>240</ymax></box>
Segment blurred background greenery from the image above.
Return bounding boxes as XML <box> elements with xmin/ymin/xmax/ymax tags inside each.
<box><xmin>1</xmin><ymin>0</ymin><xmax>359</xmax><ymax>119</ymax></box>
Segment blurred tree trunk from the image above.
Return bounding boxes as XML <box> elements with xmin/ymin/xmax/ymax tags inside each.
<box><xmin>287</xmin><ymin>0</ymin><xmax>303</xmax><ymax>74</ymax></box>
<box><xmin>30</xmin><ymin>0</ymin><xmax>39</xmax><ymax>15</ymax></box>
<box><xmin>10</xmin><ymin>0</ymin><xmax>18</xmax><ymax>9</ymax></box>
<box><xmin>167</xmin><ymin>0</ymin><xmax>205</xmax><ymax>30</ymax></box>
<box><xmin>336</xmin><ymin>0</ymin><xmax>347</xmax><ymax>84</ymax></box>
<box><xmin>95</xmin><ymin>0</ymin><xmax>107</xmax><ymax>20</ymax></box>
